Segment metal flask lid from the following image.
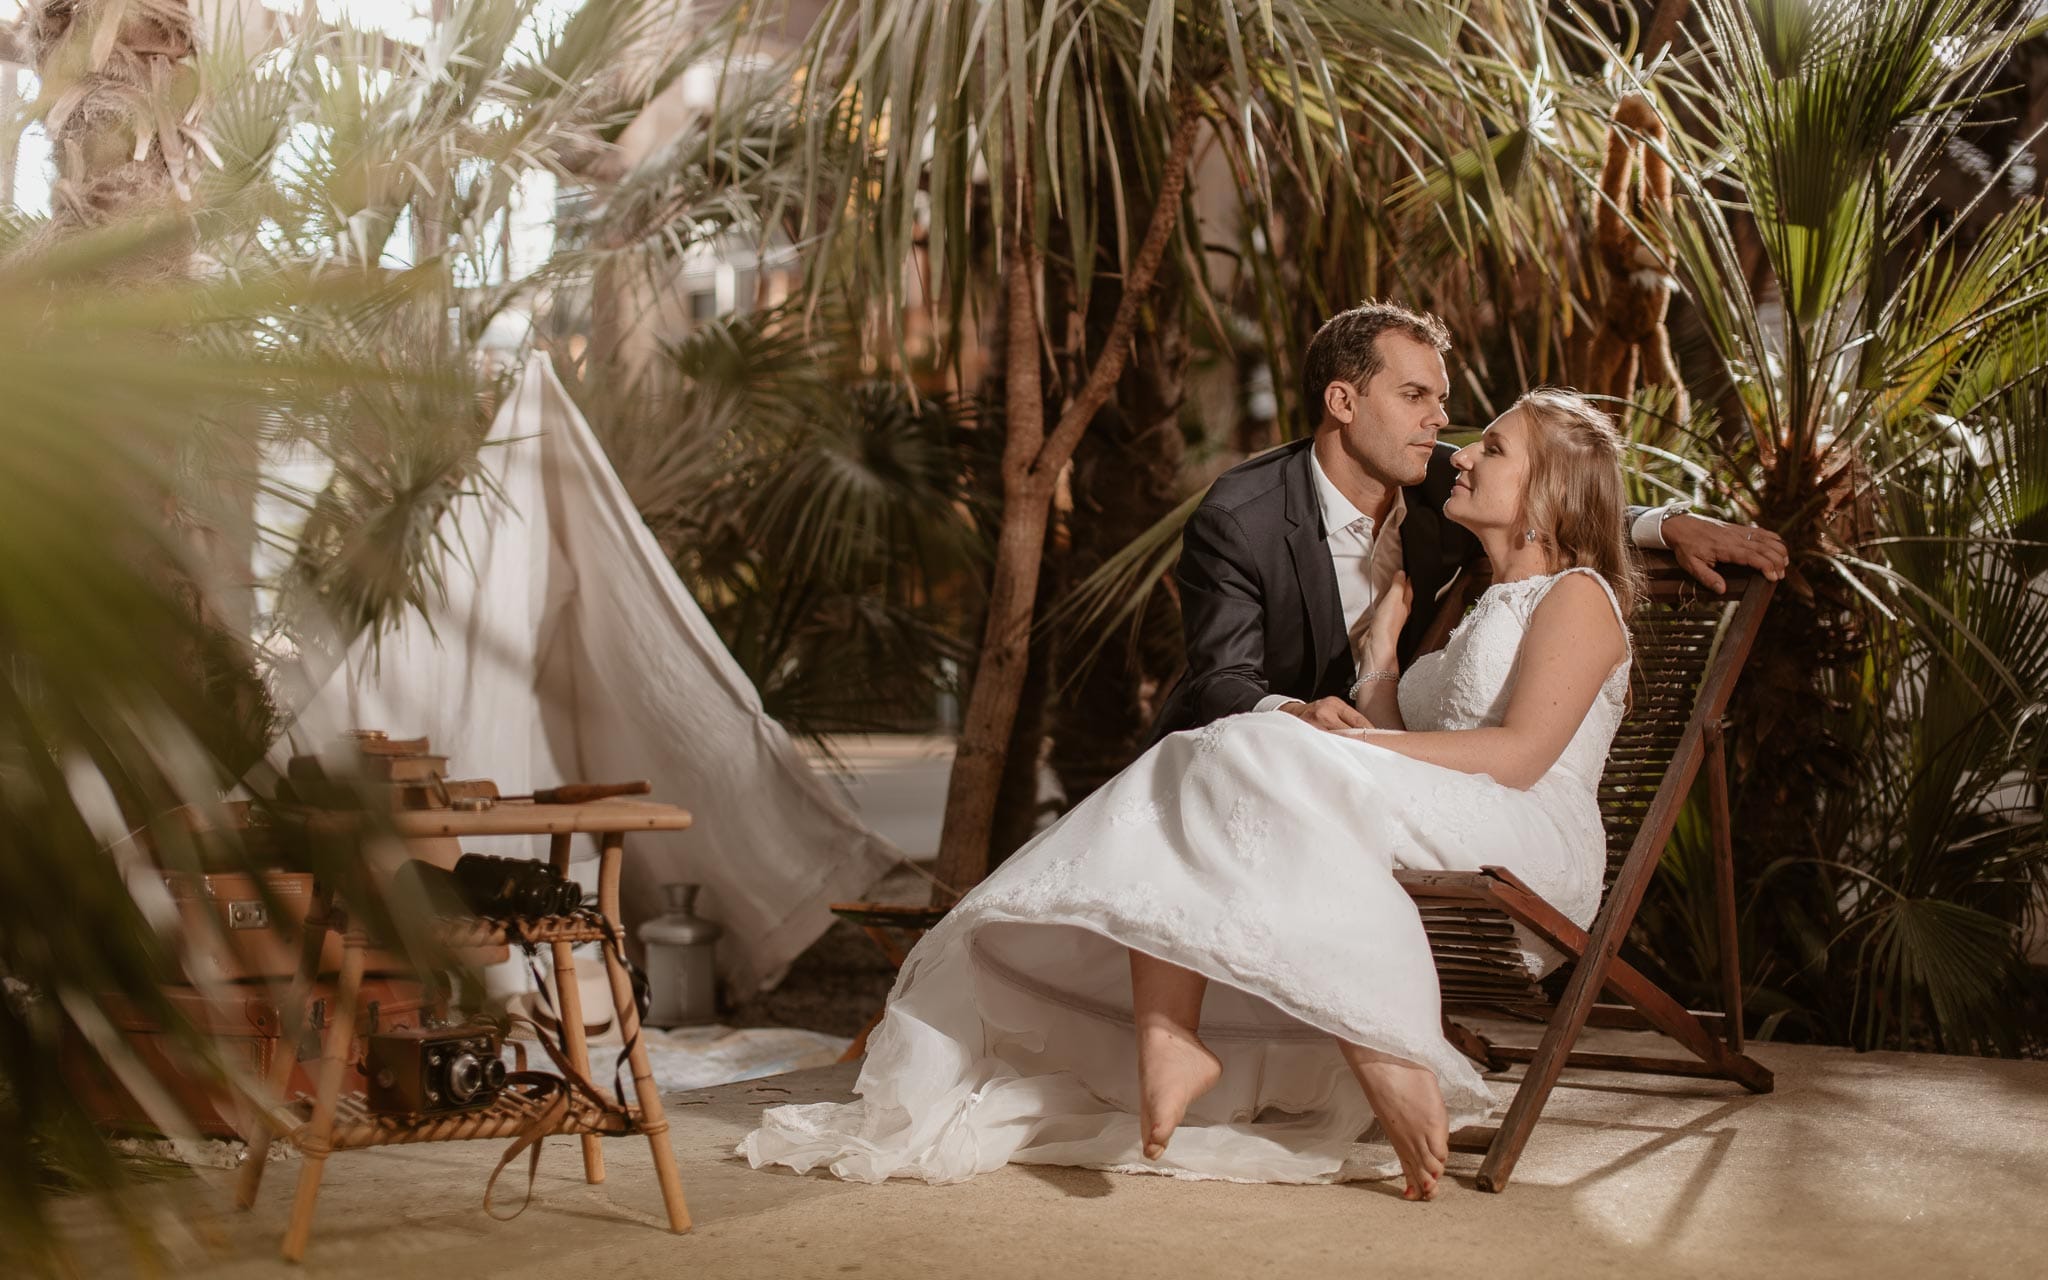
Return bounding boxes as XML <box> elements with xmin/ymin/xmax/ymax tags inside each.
<box><xmin>640</xmin><ymin>883</ymin><xmax>724</xmax><ymax>946</ymax></box>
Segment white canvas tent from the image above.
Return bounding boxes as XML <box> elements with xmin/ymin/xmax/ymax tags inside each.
<box><xmin>275</xmin><ymin>354</ymin><xmax>900</xmax><ymax>994</ymax></box>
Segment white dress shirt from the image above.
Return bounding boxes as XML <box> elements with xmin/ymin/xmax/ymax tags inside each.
<box><xmin>1629</xmin><ymin>504</ymin><xmax>1680</xmax><ymax>549</ymax></box>
<box><xmin>1255</xmin><ymin>451</ymin><xmax>1406</xmax><ymax>713</ymax></box>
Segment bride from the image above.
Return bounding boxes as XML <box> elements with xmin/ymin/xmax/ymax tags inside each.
<box><xmin>742</xmin><ymin>388</ymin><xmax>1639</xmax><ymax>1202</ymax></box>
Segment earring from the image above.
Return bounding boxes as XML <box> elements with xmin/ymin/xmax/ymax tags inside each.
<box><xmin>1523</xmin><ymin>528</ymin><xmax>1538</xmax><ymax>543</ymax></box>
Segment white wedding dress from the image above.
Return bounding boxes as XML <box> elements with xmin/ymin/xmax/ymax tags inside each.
<box><xmin>742</xmin><ymin>568</ymin><xmax>1629</xmax><ymax>1184</ymax></box>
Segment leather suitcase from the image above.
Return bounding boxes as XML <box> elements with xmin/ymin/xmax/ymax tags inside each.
<box><xmin>166</xmin><ymin>867</ymin><xmax>509</xmax><ymax>982</ymax></box>
<box><xmin>166</xmin><ymin>870</ymin><xmax>412</xmax><ymax>982</ymax></box>
<box><xmin>59</xmin><ymin>977</ymin><xmax>447</xmax><ymax>1138</ymax></box>
<box><xmin>144</xmin><ymin>800</ymin><xmax>510</xmax><ymax>983</ymax></box>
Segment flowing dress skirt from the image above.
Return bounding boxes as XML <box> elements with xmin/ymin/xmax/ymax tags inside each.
<box><xmin>741</xmin><ymin>712</ymin><xmax>1604</xmax><ymax>1184</ymax></box>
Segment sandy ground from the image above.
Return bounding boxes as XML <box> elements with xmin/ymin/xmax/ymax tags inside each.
<box><xmin>32</xmin><ymin>736</ymin><xmax>2046</xmax><ymax>1275</ymax></box>
<box><xmin>40</xmin><ymin>1024</ymin><xmax>2048</xmax><ymax>1280</ymax></box>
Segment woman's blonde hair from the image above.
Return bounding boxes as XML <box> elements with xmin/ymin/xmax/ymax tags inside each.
<box><xmin>1513</xmin><ymin>387</ymin><xmax>1642</xmax><ymax>618</ymax></box>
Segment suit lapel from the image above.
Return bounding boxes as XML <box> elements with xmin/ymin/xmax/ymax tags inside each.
<box><xmin>1284</xmin><ymin>443</ymin><xmax>1348</xmax><ymax>691</ymax></box>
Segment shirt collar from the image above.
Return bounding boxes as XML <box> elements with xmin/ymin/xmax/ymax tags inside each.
<box><xmin>1309</xmin><ymin>447</ymin><xmax>1403</xmax><ymax>538</ymax></box>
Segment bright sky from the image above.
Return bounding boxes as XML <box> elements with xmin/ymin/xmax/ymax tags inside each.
<box><xmin>3</xmin><ymin>0</ymin><xmax>569</xmax><ymax>264</ymax></box>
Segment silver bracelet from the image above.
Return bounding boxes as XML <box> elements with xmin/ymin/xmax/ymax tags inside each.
<box><xmin>1347</xmin><ymin>669</ymin><xmax>1398</xmax><ymax>702</ymax></box>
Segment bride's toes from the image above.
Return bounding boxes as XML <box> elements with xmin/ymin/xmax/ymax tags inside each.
<box><xmin>1135</xmin><ymin>1022</ymin><xmax>1222</xmax><ymax>1160</ymax></box>
<box><xmin>1420</xmin><ymin>1148</ymin><xmax>1447</xmax><ymax>1200</ymax></box>
<box><xmin>1392</xmin><ymin>1138</ymin><xmax>1444</xmax><ymax>1201</ymax></box>
<box><xmin>1342</xmin><ymin>1045</ymin><xmax>1450</xmax><ymax>1203</ymax></box>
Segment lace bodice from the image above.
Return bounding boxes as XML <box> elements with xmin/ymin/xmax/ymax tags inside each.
<box><xmin>1397</xmin><ymin>568</ymin><xmax>1630</xmax><ymax>791</ymax></box>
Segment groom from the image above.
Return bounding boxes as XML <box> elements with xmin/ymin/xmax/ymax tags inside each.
<box><xmin>1149</xmin><ymin>301</ymin><xmax>1788</xmax><ymax>739</ymax></box>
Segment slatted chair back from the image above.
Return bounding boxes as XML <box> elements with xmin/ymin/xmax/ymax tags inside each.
<box><xmin>1596</xmin><ymin>560</ymin><xmax>1763</xmax><ymax>892</ymax></box>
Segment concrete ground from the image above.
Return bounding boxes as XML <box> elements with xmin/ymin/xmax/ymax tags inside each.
<box><xmin>46</xmin><ymin>1025</ymin><xmax>2048</xmax><ymax>1279</ymax></box>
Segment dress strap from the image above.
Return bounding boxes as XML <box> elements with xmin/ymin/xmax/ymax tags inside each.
<box><xmin>1535</xmin><ymin>567</ymin><xmax>1631</xmax><ymax>659</ymax></box>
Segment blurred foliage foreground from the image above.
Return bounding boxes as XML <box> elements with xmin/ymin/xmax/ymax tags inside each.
<box><xmin>0</xmin><ymin>0</ymin><xmax>817</xmax><ymax>1268</ymax></box>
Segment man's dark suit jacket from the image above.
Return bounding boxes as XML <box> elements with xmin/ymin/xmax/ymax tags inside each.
<box><xmin>1148</xmin><ymin>437</ymin><xmax>1485</xmax><ymax>743</ymax></box>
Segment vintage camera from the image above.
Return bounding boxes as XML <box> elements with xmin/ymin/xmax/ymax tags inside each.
<box><xmin>364</xmin><ymin>1025</ymin><xmax>507</xmax><ymax>1115</ymax></box>
<box><xmin>451</xmin><ymin>852</ymin><xmax>582</xmax><ymax>919</ymax></box>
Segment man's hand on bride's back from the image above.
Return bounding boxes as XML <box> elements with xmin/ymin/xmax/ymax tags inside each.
<box><xmin>1277</xmin><ymin>697</ymin><xmax>1371</xmax><ymax>730</ymax></box>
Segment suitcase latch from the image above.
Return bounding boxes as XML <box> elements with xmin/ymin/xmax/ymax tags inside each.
<box><xmin>226</xmin><ymin>900</ymin><xmax>269</xmax><ymax>929</ymax></box>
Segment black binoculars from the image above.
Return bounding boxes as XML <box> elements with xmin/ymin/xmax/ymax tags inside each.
<box><xmin>451</xmin><ymin>852</ymin><xmax>583</xmax><ymax>919</ymax></box>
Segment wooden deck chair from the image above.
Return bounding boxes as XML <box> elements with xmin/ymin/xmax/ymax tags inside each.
<box><xmin>1397</xmin><ymin>550</ymin><xmax>1776</xmax><ymax>1192</ymax></box>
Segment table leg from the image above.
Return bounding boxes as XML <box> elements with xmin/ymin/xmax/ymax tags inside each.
<box><xmin>548</xmin><ymin>831</ymin><xmax>605</xmax><ymax>1184</ymax></box>
<box><xmin>238</xmin><ymin>883</ymin><xmax>335</xmax><ymax>1211</ymax></box>
<box><xmin>597</xmin><ymin>832</ymin><xmax>691</xmax><ymax>1232</ymax></box>
<box><xmin>281</xmin><ymin>929</ymin><xmax>364</xmax><ymax>1262</ymax></box>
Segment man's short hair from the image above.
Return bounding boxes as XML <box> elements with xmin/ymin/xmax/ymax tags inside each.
<box><xmin>1300</xmin><ymin>301</ymin><xmax>1452</xmax><ymax>427</ymax></box>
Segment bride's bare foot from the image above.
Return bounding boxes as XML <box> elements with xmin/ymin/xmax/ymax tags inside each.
<box><xmin>1135</xmin><ymin>1019</ymin><xmax>1222</xmax><ymax>1160</ymax></box>
<box><xmin>1341</xmin><ymin>1044</ymin><xmax>1450</xmax><ymax>1200</ymax></box>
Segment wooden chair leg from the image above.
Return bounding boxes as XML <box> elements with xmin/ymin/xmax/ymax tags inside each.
<box><xmin>238</xmin><ymin>884</ymin><xmax>336</xmax><ymax>1211</ymax></box>
<box><xmin>1475</xmin><ymin>944</ymin><xmax>1602</xmax><ymax>1193</ymax></box>
<box><xmin>858</xmin><ymin>924</ymin><xmax>910</xmax><ymax>969</ymax></box>
<box><xmin>1475</xmin><ymin>865</ymin><xmax>1774</xmax><ymax>1191</ymax></box>
<box><xmin>836</xmin><ymin>922</ymin><xmax>927</xmax><ymax>1063</ymax></box>
<box><xmin>281</xmin><ymin>930</ymin><xmax>364</xmax><ymax>1262</ymax></box>
<box><xmin>598</xmin><ymin>833</ymin><xmax>691</xmax><ymax>1233</ymax></box>
<box><xmin>1706</xmin><ymin>724</ymin><xmax>1746</xmax><ymax>1052</ymax></box>
<box><xmin>1442</xmin><ymin>1017</ymin><xmax>1501</xmax><ymax>1071</ymax></box>
<box><xmin>1487</xmin><ymin>869</ymin><xmax>1773</xmax><ymax>1092</ymax></box>
<box><xmin>548</xmin><ymin>832</ymin><xmax>605</xmax><ymax>1185</ymax></box>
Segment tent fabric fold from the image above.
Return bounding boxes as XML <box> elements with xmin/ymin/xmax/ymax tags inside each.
<box><xmin>276</xmin><ymin>354</ymin><xmax>899</xmax><ymax>994</ymax></box>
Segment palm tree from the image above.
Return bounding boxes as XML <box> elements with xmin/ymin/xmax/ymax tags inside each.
<box><xmin>1590</xmin><ymin>0</ymin><xmax>2048</xmax><ymax>1048</ymax></box>
<box><xmin>772</xmin><ymin>0</ymin><xmax>1541</xmax><ymax>898</ymax></box>
<box><xmin>12</xmin><ymin>0</ymin><xmax>200</xmax><ymax>247</ymax></box>
<box><xmin>567</xmin><ymin>305</ymin><xmax>990</xmax><ymax>745</ymax></box>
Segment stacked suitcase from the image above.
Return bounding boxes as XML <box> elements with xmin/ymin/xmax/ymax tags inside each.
<box><xmin>60</xmin><ymin>733</ymin><xmax>498</xmax><ymax>1138</ymax></box>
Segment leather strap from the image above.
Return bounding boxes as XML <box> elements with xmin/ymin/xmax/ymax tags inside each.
<box><xmin>483</xmin><ymin>911</ymin><xmax>653</xmax><ymax>1217</ymax></box>
<box><xmin>483</xmin><ymin>1073</ymin><xmax>568</xmax><ymax>1220</ymax></box>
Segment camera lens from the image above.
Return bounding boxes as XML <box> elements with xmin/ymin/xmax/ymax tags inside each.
<box><xmin>484</xmin><ymin>1059</ymin><xmax>507</xmax><ymax>1090</ymax></box>
<box><xmin>447</xmin><ymin>1052</ymin><xmax>483</xmax><ymax>1102</ymax></box>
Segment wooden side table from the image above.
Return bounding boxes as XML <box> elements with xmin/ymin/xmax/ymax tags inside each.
<box><xmin>234</xmin><ymin>799</ymin><xmax>694</xmax><ymax>1262</ymax></box>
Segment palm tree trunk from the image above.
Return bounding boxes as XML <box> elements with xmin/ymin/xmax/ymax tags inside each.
<box><xmin>1047</xmin><ymin>160</ymin><xmax>1190</xmax><ymax>807</ymax></box>
<box><xmin>931</xmin><ymin>214</ymin><xmax>1054</xmax><ymax>896</ymax></box>
<box><xmin>1</xmin><ymin>64</ymin><xmax>19</xmax><ymax>208</ymax></box>
<box><xmin>988</xmin><ymin>529</ymin><xmax>1057</xmax><ymax>866</ymax></box>
<box><xmin>1645</xmin><ymin>0</ymin><xmax>1692</xmax><ymax>56</ymax></box>
<box><xmin>929</xmin><ymin>101</ymin><xmax>1202</xmax><ymax>901</ymax></box>
<box><xmin>25</xmin><ymin>0</ymin><xmax>193</xmax><ymax>252</ymax></box>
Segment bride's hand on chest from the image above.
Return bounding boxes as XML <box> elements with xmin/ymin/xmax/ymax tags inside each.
<box><xmin>1365</xmin><ymin>572</ymin><xmax>1414</xmax><ymax>669</ymax></box>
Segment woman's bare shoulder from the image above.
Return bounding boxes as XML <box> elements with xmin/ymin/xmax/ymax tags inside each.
<box><xmin>1527</xmin><ymin>570</ymin><xmax>1627</xmax><ymax>662</ymax></box>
